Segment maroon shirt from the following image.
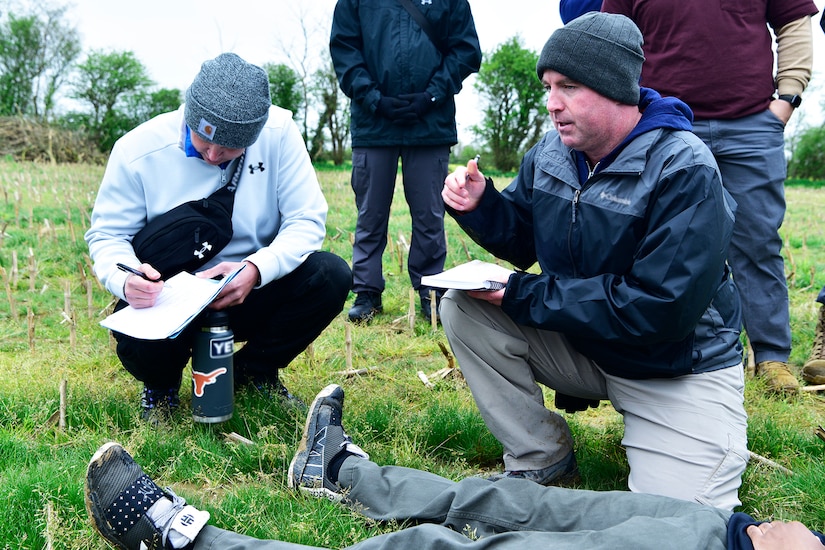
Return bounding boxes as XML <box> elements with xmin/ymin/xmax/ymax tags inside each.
<box><xmin>602</xmin><ymin>0</ymin><xmax>818</xmax><ymax>119</ymax></box>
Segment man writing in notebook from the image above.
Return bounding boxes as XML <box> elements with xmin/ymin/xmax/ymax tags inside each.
<box><xmin>440</xmin><ymin>13</ymin><xmax>747</xmax><ymax>510</ymax></box>
<box><xmin>85</xmin><ymin>53</ymin><xmax>351</xmax><ymax>422</ymax></box>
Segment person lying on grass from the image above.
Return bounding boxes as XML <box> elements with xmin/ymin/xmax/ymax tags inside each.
<box><xmin>85</xmin><ymin>384</ymin><xmax>824</xmax><ymax>550</ymax></box>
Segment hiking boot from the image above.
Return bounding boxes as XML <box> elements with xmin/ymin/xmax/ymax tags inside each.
<box><xmin>288</xmin><ymin>384</ymin><xmax>368</xmax><ymax>501</ymax></box>
<box><xmin>802</xmin><ymin>305</ymin><xmax>825</xmax><ymax>385</ymax></box>
<box><xmin>756</xmin><ymin>361</ymin><xmax>799</xmax><ymax>393</ymax></box>
<box><xmin>347</xmin><ymin>292</ymin><xmax>382</xmax><ymax>324</ymax></box>
<box><xmin>140</xmin><ymin>387</ymin><xmax>180</xmax><ymax>424</ymax></box>
<box><xmin>487</xmin><ymin>450</ymin><xmax>579</xmax><ymax>486</ymax></box>
<box><xmin>85</xmin><ymin>442</ymin><xmax>209</xmax><ymax>550</ymax></box>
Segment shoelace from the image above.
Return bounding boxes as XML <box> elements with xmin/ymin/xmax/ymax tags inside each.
<box><xmin>341</xmin><ymin>435</ymin><xmax>369</xmax><ymax>460</ymax></box>
<box><xmin>143</xmin><ymin>389</ymin><xmax>179</xmax><ymax>409</ymax></box>
<box><xmin>151</xmin><ymin>488</ymin><xmax>187</xmax><ymax>547</ymax></box>
<box><xmin>813</xmin><ymin>309</ymin><xmax>825</xmax><ymax>360</ymax></box>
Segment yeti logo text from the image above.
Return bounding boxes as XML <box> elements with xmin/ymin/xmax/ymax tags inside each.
<box><xmin>210</xmin><ymin>338</ymin><xmax>234</xmax><ymax>358</ymax></box>
<box><xmin>192</xmin><ymin>368</ymin><xmax>227</xmax><ymax>397</ymax></box>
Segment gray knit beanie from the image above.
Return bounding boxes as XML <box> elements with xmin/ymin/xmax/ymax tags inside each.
<box><xmin>536</xmin><ymin>12</ymin><xmax>644</xmax><ymax>105</ymax></box>
<box><xmin>184</xmin><ymin>53</ymin><xmax>271</xmax><ymax>149</ymax></box>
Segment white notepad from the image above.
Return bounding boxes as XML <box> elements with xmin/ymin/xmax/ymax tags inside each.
<box><xmin>100</xmin><ymin>265</ymin><xmax>245</xmax><ymax>339</ymax></box>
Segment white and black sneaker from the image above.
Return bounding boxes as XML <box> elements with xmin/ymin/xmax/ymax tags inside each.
<box><xmin>85</xmin><ymin>442</ymin><xmax>209</xmax><ymax>550</ymax></box>
<box><xmin>288</xmin><ymin>384</ymin><xmax>368</xmax><ymax>501</ymax></box>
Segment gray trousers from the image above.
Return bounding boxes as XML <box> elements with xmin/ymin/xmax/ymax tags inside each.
<box><xmin>193</xmin><ymin>457</ymin><xmax>731</xmax><ymax>549</ymax></box>
<box><xmin>440</xmin><ymin>290</ymin><xmax>749</xmax><ymax>511</ymax></box>
<box><xmin>693</xmin><ymin>110</ymin><xmax>790</xmax><ymax>364</ymax></box>
<box><xmin>350</xmin><ymin>146</ymin><xmax>450</xmax><ymax>294</ymax></box>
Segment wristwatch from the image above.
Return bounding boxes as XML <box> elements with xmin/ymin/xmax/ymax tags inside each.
<box><xmin>778</xmin><ymin>94</ymin><xmax>802</xmax><ymax>108</ymax></box>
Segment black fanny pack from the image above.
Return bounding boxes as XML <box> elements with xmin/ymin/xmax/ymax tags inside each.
<box><xmin>131</xmin><ymin>153</ymin><xmax>244</xmax><ymax>279</ymax></box>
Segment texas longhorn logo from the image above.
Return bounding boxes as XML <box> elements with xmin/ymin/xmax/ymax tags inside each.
<box><xmin>192</xmin><ymin>368</ymin><xmax>227</xmax><ymax>397</ymax></box>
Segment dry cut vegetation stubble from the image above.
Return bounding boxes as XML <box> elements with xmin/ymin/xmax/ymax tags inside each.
<box><xmin>0</xmin><ymin>160</ymin><xmax>824</xmax><ymax>547</ymax></box>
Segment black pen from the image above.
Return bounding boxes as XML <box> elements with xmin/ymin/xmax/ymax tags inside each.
<box><xmin>116</xmin><ymin>263</ymin><xmax>160</xmax><ymax>282</ymax></box>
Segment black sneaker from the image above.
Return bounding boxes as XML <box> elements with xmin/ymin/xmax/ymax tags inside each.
<box><xmin>347</xmin><ymin>292</ymin><xmax>383</xmax><ymax>323</ymax></box>
<box><xmin>487</xmin><ymin>450</ymin><xmax>579</xmax><ymax>486</ymax></box>
<box><xmin>288</xmin><ymin>384</ymin><xmax>368</xmax><ymax>500</ymax></box>
<box><xmin>140</xmin><ymin>387</ymin><xmax>180</xmax><ymax>424</ymax></box>
<box><xmin>241</xmin><ymin>371</ymin><xmax>306</xmax><ymax>411</ymax></box>
<box><xmin>85</xmin><ymin>442</ymin><xmax>209</xmax><ymax>550</ymax></box>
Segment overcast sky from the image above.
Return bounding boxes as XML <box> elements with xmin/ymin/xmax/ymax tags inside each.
<box><xmin>57</xmin><ymin>0</ymin><xmax>565</xmax><ymax>142</ymax></box>
<box><xmin>17</xmin><ymin>0</ymin><xmax>825</xmax><ymax>141</ymax></box>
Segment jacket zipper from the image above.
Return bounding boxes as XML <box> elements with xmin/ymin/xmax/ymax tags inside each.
<box><xmin>568</xmin><ymin>161</ymin><xmax>599</xmax><ymax>276</ymax></box>
<box><xmin>571</xmin><ymin>161</ymin><xmax>598</xmax><ymax>224</ymax></box>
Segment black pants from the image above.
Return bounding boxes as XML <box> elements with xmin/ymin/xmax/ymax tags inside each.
<box><xmin>350</xmin><ymin>146</ymin><xmax>449</xmax><ymax>294</ymax></box>
<box><xmin>113</xmin><ymin>251</ymin><xmax>352</xmax><ymax>389</ymax></box>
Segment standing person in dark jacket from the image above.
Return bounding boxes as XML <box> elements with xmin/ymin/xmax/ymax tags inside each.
<box><xmin>330</xmin><ymin>0</ymin><xmax>482</xmax><ymax>323</ymax></box>
<box><xmin>440</xmin><ymin>13</ymin><xmax>748</xmax><ymax>510</ymax></box>
<box><xmin>599</xmin><ymin>0</ymin><xmax>818</xmax><ymax>394</ymax></box>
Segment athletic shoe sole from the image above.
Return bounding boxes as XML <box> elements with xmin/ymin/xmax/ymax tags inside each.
<box><xmin>287</xmin><ymin>383</ymin><xmax>344</xmax><ymax>501</ymax></box>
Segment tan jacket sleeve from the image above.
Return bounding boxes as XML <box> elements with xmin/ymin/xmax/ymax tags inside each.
<box><xmin>775</xmin><ymin>15</ymin><xmax>814</xmax><ymax>97</ymax></box>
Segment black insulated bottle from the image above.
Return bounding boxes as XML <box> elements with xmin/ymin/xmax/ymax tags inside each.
<box><xmin>191</xmin><ymin>310</ymin><xmax>234</xmax><ymax>423</ymax></box>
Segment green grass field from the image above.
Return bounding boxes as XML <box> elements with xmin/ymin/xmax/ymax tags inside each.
<box><xmin>1</xmin><ymin>159</ymin><xmax>824</xmax><ymax>549</ymax></box>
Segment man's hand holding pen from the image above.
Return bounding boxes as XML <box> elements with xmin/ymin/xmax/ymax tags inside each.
<box><xmin>442</xmin><ymin>155</ymin><xmax>485</xmax><ymax>213</ymax></box>
<box><xmin>118</xmin><ymin>262</ymin><xmax>163</xmax><ymax>309</ymax></box>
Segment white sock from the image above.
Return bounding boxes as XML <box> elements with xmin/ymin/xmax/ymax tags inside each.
<box><xmin>147</xmin><ymin>495</ymin><xmax>210</xmax><ymax>549</ymax></box>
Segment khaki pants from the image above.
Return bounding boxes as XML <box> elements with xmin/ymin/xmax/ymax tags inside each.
<box><xmin>440</xmin><ymin>290</ymin><xmax>748</xmax><ymax>510</ymax></box>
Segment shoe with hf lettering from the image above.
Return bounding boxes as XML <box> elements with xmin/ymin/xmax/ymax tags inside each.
<box><xmin>85</xmin><ymin>442</ymin><xmax>209</xmax><ymax>549</ymax></box>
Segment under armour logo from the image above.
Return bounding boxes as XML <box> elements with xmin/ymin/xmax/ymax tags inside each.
<box><xmin>194</xmin><ymin>242</ymin><xmax>213</xmax><ymax>259</ymax></box>
<box><xmin>248</xmin><ymin>162</ymin><xmax>265</xmax><ymax>174</ymax></box>
<box><xmin>192</xmin><ymin>368</ymin><xmax>227</xmax><ymax>397</ymax></box>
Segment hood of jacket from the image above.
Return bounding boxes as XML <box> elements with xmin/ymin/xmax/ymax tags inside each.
<box><xmin>578</xmin><ymin>87</ymin><xmax>694</xmax><ymax>178</ymax></box>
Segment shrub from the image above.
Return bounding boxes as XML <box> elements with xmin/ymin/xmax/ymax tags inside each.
<box><xmin>788</xmin><ymin>125</ymin><xmax>825</xmax><ymax>181</ymax></box>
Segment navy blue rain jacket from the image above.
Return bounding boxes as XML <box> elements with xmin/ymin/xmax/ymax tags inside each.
<box><xmin>329</xmin><ymin>0</ymin><xmax>481</xmax><ymax>147</ymax></box>
<box><xmin>451</xmin><ymin>88</ymin><xmax>743</xmax><ymax>379</ymax></box>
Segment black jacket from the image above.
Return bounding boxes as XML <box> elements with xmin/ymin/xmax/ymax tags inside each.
<box><xmin>452</xmin><ymin>90</ymin><xmax>743</xmax><ymax>379</ymax></box>
<box><xmin>330</xmin><ymin>0</ymin><xmax>481</xmax><ymax>147</ymax></box>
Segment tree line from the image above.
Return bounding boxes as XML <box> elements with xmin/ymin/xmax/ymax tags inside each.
<box><xmin>1</xmin><ymin>3</ymin><xmax>552</xmax><ymax>170</ymax></box>
<box><xmin>7</xmin><ymin>3</ymin><xmax>818</xmax><ymax>176</ymax></box>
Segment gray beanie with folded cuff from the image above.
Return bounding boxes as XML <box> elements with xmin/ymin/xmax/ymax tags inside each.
<box><xmin>536</xmin><ymin>12</ymin><xmax>645</xmax><ymax>106</ymax></box>
<box><xmin>184</xmin><ymin>53</ymin><xmax>271</xmax><ymax>149</ymax></box>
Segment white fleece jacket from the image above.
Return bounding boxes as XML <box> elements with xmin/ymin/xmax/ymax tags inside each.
<box><xmin>85</xmin><ymin>105</ymin><xmax>328</xmax><ymax>301</ymax></box>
